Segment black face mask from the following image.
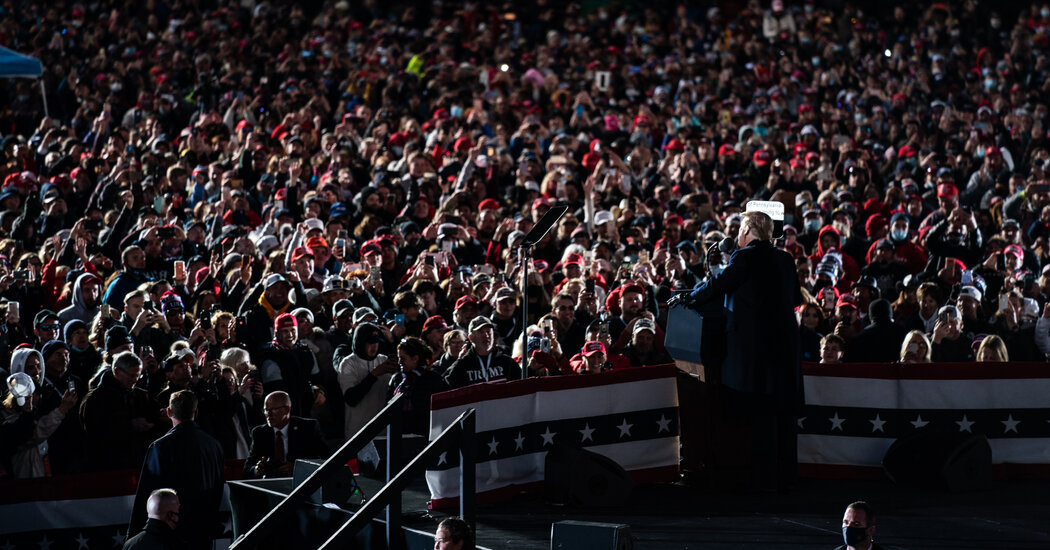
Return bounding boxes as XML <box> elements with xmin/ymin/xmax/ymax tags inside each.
<box><xmin>842</xmin><ymin>526</ymin><xmax>868</xmax><ymax>547</ymax></box>
<box><xmin>527</xmin><ymin>285</ymin><xmax>543</xmax><ymax>298</ymax></box>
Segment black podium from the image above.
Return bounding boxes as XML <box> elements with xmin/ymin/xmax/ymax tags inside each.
<box><xmin>665</xmin><ymin>302</ymin><xmax>744</xmax><ymax>480</ymax></box>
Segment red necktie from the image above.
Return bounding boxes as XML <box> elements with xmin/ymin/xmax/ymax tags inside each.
<box><xmin>275</xmin><ymin>431</ymin><xmax>286</xmax><ymax>463</ymax></box>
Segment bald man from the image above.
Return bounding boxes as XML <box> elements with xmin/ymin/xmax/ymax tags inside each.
<box><xmin>123</xmin><ymin>489</ymin><xmax>180</xmax><ymax>549</ymax></box>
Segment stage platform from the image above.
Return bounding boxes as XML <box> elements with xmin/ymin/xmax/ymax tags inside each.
<box><xmin>358</xmin><ymin>473</ymin><xmax>1050</xmax><ymax>549</ymax></box>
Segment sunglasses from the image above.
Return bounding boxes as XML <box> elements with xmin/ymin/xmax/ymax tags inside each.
<box><xmin>39</xmin><ymin>323</ymin><xmax>61</xmax><ymax>331</ymax></box>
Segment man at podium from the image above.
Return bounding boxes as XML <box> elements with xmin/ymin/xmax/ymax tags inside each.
<box><xmin>678</xmin><ymin>210</ymin><xmax>803</xmax><ymax>493</ymax></box>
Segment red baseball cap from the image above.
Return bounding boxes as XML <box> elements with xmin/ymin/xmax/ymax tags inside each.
<box><xmin>564</xmin><ymin>253</ymin><xmax>585</xmax><ymax>266</ymax></box>
<box><xmin>454</xmin><ymin>296</ymin><xmax>478</xmax><ymax>310</ymax></box>
<box><xmin>718</xmin><ymin>144</ymin><xmax>736</xmax><ymax>157</ymax></box>
<box><xmin>836</xmin><ymin>295</ymin><xmax>859</xmax><ymax>310</ymax></box>
<box><xmin>936</xmin><ymin>183</ymin><xmax>959</xmax><ymax>198</ymax></box>
<box><xmin>1004</xmin><ymin>244</ymin><xmax>1024</xmax><ymax>260</ymax></box>
<box><xmin>662</xmin><ymin>139</ymin><xmax>685</xmax><ymax>152</ymax></box>
<box><xmin>360</xmin><ymin>241</ymin><xmax>382</xmax><ymax>257</ymax></box>
<box><xmin>478</xmin><ymin>198</ymin><xmax>501</xmax><ymax>211</ymax></box>
<box><xmin>274</xmin><ymin>312</ymin><xmax>297</xmax><ymax>331</ymax></box>
<box><xmin>291</xmin><ymin>246</ymin><xmax>314</xmax><ymax>263</ymax></box>
<box><xmin>752</xmin><ymin>150</ymin><xmax>772</xmax><ymax>167</ymax></box>
<box><xmin>582</xmin><ymin>341</ymin><xmax>607</xmax><ymax>357</ymax></box>
<box><xmin>665</xmin><ymin>214</ymin><xmax>684</xmax><ymax>226</ymax></box>
<box><xmin>422</xmin><ymin>315</ymin><xmax>449</xmax><ymax>334</ymax></box>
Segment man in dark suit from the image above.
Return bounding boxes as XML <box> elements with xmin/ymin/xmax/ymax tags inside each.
<box><xmin>682</xmin><ymin>210</ymin><xmax>803</xmax><ymax>492</ymax></box>
<box><xmin>123</xmin><ymin>489</ymin><xmax>181</xmax><ymax>550</ymax></box>
<box><xmin>244</xmin><ymin>391</ymin><xmax>329</xmax><ymax>478</ymax></box>
<box><xmin>128</xmin><ymin>390</ymin><xmax>225</xmax><ymax>550</ymax></box>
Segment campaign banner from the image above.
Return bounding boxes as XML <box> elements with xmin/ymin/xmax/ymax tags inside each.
<box><xmin>425</xmin><ymin>365</ymin><xmax>680</xmax><ymax>508</ymax></box>
<box><xmin>0</xmin><ymin>464</ymin><xmax>240</xmax><ymax>549</ymax></box>
<box><xmin>798</xmin><ymin>362</ymin><xmax>1050</xmax><ymax>478</ymax></box>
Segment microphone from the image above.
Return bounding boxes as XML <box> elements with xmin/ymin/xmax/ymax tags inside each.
<box><xmin>667</xmin><ymin>290</ymin><xmax>690</xmax><ymax>307</ymax></box>
<box><xmin>718</xmin><ymin>237</ymin><xmax>737</xmax><ymax>255</ymax></box>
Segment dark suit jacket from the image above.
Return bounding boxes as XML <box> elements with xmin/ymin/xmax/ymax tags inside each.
<box><xmin>244</xmin><ymin>416</ymin><xmax>330</xmax><ymax>478</ymax></box>
<box><xmin>687</xmin><ymin>240</ymin><xmax>803</xmax><ymax>411</ymax></box>
<box><xmin>129</xmin><ymin>422</ymin><xmax>225</xmax><ymax>550</ymax></box>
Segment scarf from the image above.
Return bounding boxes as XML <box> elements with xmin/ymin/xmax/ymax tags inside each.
<box><xmin>258</xmin><ymin>292</ymin><xmax>291</xmax><ymax>323</ymax></box>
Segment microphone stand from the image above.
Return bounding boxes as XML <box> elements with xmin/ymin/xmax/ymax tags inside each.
<box><xmin>519</xmin><ymin>205</ymin><xmax>567</xmax><ymax>379</ymax></box>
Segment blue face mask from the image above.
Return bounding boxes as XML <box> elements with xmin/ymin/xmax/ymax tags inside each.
<box><xmin>891</xmin><ymin>228</ymin><xmax>909</xmax><ymax>242</ymax></box>
<box><xmin>450</xmin><ymin>105</ymin><xmax>463</xmax><ymax>118</ymax></box>
<box><xmin>805</xmin><ymin>219</ymin><xmax>822</xmax><ymax>233</ymax></box>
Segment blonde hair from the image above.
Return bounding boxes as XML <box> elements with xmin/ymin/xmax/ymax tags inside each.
<box><xmin>741</xmin><ymin>211</ymin><xmax>774</xmax><ymax>241</ymax></box>
<box><xmin>975</xmin><ymin>335</ymin><xmax>1009</xmax><ymax>362</ymax></box>
<box><xmin>899</xmin><ymin>330</ymin><xmax>932</xmax><ymax>363</ymax></box>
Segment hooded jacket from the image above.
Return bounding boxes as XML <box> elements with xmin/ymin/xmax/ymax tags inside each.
<box><xmin>336</xmin><ymin>323</ymin><xmax>391</xmax><ymax>440</ymax></box>
<box><xmin>63</xmin><ymin>320</ymin><xmax>103</xmax><ymax>382</ymax></box>
<box><xmin>808</xmin><ymin>225</ymin><xmax>860</xmax><ymax>290</ymax></box>
<box><xmin>58</xmin><ymin>272</ymin><xmax>101</xmax><ymax>325</ymax></box>
<box><xmin>2</xmin><ymin>348</ymin><xmax>67</xmax><ymax>478</ymax></box>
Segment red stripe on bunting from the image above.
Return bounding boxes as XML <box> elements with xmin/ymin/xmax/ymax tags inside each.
<box><xmin>0</xmin><ymin>460</ymin><xmax>246</xmax><ymax>504</ymax></box>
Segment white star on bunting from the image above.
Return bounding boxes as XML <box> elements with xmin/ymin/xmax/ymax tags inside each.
<box><xmin>112</xmin><ymin>529</ymin><xmax>126</xmax><ymax>547</ymax></box>
<box><xmin>829</xmin><ymin>412</ymin><xmax>845</xmax><ymax>431</ymax></box>
<box><xmin>579</xmin><ymin>423</ymin><xmax>595</xmax><ymax>442</ymax></box>
<box><xmin>910</xmin><ymin>414</ymin><xmax>929</xmax><ymax>429</ymax></box>
<box><xmin>437</xmin><ymin>451</ymin><xmax>447</xmax><ymax>466</ymax></box>
<box><xmin>656</xmin><ymin>415</ymin><xmax>672</xmax><ymax>433</ymax></box>
<box><xmin>540</xmin><ymin>426</ymin><xmax>556</xmax><ymax>446</ymax></box>
<box><xmin>956</xmin><ymin>415</ymin><xmax>975</xmax><ymax>433</ymax></box>
<box><xmin>616</xmin><ymin>419</ymin><xmax>633</xmax><ymax>437</ymax></box>
<box><xmin>514</xmin><ymin>432</ymin><xmax>525</xmax><ymax>450</ymax></box>
<box><xmin>1001</xmin><ymin>414</ymin><xmax>1020</xmax><ymax>434</ymax></box>
<box><xmin>869</xmin><ymin>414</ymin><xmax>886</xmax><ymax>433</ymax></box>
<box><xmin>37</xmin><ymin>535</ymin><xmax>52</xmax><ymax>550</ymax></box>
<box><xmin>74</xmin><ymin>533</ymin><xmax>90</xmax><ymax>550</ymax></box>
<box><xmin>1</xmin><ymin>539</ymin><xmax>14</xmax><ymax>550</ymax></box>
<box><xmin>487</xmin><ymin>436</ymin><xmax>499</xmax><ymax>455</ymax></box>
<box><xmin>797</xmin><ymin>416</ymin><xmax>806</xmax><ymax>429</ymax></box>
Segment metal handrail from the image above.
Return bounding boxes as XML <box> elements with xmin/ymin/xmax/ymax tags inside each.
<box><xmin>231</xmin><ymin>393</ymin><xmax>406</xmax><ymax>549</ymax></box>
<box><xmin>230</xmin><ymin>393</ymin><xmax>477</xmax><ymax>550</ymax></box>
<box><xmin>318</xmin><ymin>408</ymin><xmax>476</xmax><ymax>549</ymax></box>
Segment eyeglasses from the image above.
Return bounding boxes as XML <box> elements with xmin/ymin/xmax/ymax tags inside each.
<box><xmin>264</xmin><ymin>405</ymin><xmax>289</xmax><ymax>414</ymax></box>
<box><xmin>39</xmin><ymin>324</ymin><xmax>61</xmax><ymax>331</ymax></box>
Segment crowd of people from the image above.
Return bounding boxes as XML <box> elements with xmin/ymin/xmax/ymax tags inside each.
<box><xmin>2</xmin><ymin>0</ymin><xmax>1050</xmax><ymax>482</ymax></box>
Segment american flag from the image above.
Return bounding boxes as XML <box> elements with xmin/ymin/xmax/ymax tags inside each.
<box><xmin>0</xmin><ymin>467</ymin><xmax>238</xmax><ymax>549</ymax></box>
<box><xmin>426</xmin><ymin>365</ymin><xmax>681</xmax><ymax>508</ymax></box>
<box><xmin>798</xmin><ymin>362</ymin><xmax>1050</xmax><ymax>478</ymax></box>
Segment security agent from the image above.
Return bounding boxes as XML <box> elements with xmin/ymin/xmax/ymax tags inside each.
<box><xmin>835</xmin><ymin>501</ymin><xmax>886</xmax><ymax>550</ymax></box>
